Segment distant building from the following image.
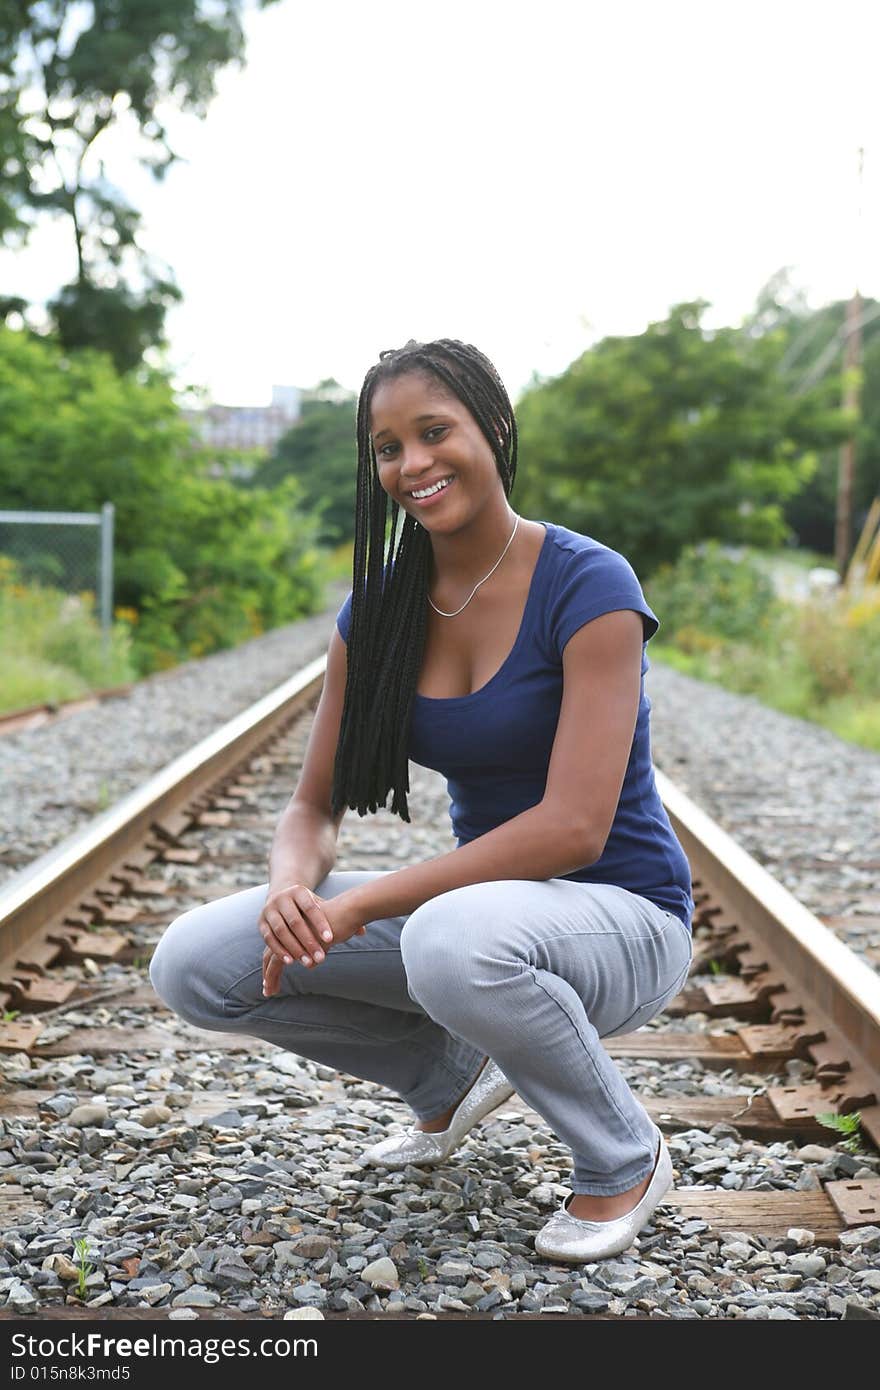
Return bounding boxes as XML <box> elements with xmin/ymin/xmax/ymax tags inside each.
<box><xmin>184</xmin><ymin>386</ymin><xmax>303</xmax><ymax>470</ymax></box>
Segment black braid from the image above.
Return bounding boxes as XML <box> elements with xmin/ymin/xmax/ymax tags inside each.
<box><xmin>330</xmin><ymin>338</ymin><xmax>519</xmax><ymax>822</ymax></box>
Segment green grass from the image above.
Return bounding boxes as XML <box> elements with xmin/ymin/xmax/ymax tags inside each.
<box><xmin>818</xmin><ymin>697</ymin><xmax>880</xmax><ymax>749</ymax></box>
<box><xmin>652</xmin><ymin>641</ymin><xmax>880</xmax><ymax>753</ymax></box>
<box><xmin>0</xmin><ymin>539</ymin><xmax>351</xmax><ymax>715</ymax></box>
<box><xmin>0</xmin><ymin>650</ymin><xmax>91</xmax><ymax>710</ymax></box>
<box><xmin>0</xmin><ymin>557</ymin><xmax>136</xmax><ymax>716</ymax></box>
<box><xmin>646</xmin><ymin>544</ymin><xmax>880</xmax><ymax>753</ymax></box>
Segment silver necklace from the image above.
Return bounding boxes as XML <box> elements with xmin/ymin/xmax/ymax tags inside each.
<box><xmin>427</xmin><ymin>513</ymin><xmax>521</xmax><ymax>617</ymax></box>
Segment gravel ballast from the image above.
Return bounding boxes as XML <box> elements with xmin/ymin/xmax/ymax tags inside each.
<box><xmin>1</xmin><ymin>596</ymin><xmax>879</xmax><ymax>1319</ymax></box>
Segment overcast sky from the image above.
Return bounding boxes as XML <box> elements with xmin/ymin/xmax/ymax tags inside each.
<box><xmin>5</xmin><ymin>0</ymin><xmax>878</xmax><ymax>405</ymax></box>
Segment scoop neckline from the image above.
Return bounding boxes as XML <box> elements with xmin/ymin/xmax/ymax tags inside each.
<box><xmin>414</xmin><ymin>521</ymin><xmax>554</xmax><ymax>705</ymax></box>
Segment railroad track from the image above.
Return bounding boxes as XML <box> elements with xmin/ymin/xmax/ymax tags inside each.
<box><xmin>1</xmin><ymin>653</ymin><xmax>879</xmax><ymax>1318</ymax></box>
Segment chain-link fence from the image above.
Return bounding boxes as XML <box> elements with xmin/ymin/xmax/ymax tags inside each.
<box><xmin>0</xmin><ymin>505</ymin><xmax>115</xmax><ymax>642</ymax></box>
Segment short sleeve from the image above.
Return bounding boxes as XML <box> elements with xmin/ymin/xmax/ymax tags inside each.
<box><xmin>336</xmin><ymin>588</ymin><xmax>353</xmax><ymax>644</ymax></box>
<box><xmin>551</xmin><ymin>544</ymin><xmax>659</xmax><ymax>656</ymax></box>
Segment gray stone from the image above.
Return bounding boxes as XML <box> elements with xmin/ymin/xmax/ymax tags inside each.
<box><xmin>614</xmin><ymin>1276</ymin><xmax>658</xmax><ymax>1298</ymax></box>
<box><xmin>571</xmin><ymin>1288</ymin><xmax>611</xmax><ymax>1312</ymax></box>
<box><xmin>114</xmin><ymin>1121</ymin><xmax>153</xmax><ymax>1140</ymax></box>
<box><xmin>720</xmin><ymin>1241</ymin><xmax>754</xmax><ymax>1261</ymax></box>
<box><xmin>133</xmin><ymin>1105</ymin><xmax>173</xmax><ymax>1128</ymax></box>
<box><xmin>288</xmin><ymin>1234</ymin><xmax>337</xmax><ymax>1259</ymax></box>
<box><xmin>843</xmin><ymin>1300</ymin><xmax>880</xmax><ymax>1320</ymax></box>
<box><xmin>214</xmin><ymin>1262</ymin><xmax>255</xmax><ymax>1286</ymax></box>
<box><xmin>68</xmin><ymin>1104</ymin><xmax>109</xmax><ymax>1128</ymax></box>
<box><xmin>290</xmin><ymin>1282</ymin><xmax>327</xmax><ymax>1306</ymax></box>
<box><xmin>691</xmin><ymin>1158</ymin><xmax>730</xmax><ymax>1174</ymax></box>
<box><xmin>361</xmin><ymin>1257</ymin><xmax>398</xmax><ymax>1290</ymax></box>
<box><xmin>839</xmin><ymin>1226</ymin><xmax>880</xmax><ymax>1253</ymax></box>
<box><xmin>475</xmin><ymin>1288</ymin><xmax>503</xmax><ymax>1311</ymax></box>
<box><xmin>171</xmin><ymin>1287</ymin><xmax>220</xmax><ymax>1308</ymax></box>
<box><xmin>43</xmin><ymin>1096</ymin><xmax>78</xmax><ymax>1118</ymax></box>
<box><xmin>435</xmin><ymin>1259</ymin><xmax>470</xmax><ymax>1284</ymax></box>
<box><xmin>206</xmin><ymin>1110</ymin><xmax>246</xmax><ymax>1129</ymax></box>
<box><xmin>785</xmin><ymin>1228</ymin><xmax>815</xmax><ymax>1247</ymax></box>
<box><xmin>459</xmin><ymin>1280</ymin><xmax>487</xmax><ymax>1306</ymax></box>
<box><xmin>141</xmin><ymin>1284</ymin><xmax>172</xmax><ymax>1305</ymax></box>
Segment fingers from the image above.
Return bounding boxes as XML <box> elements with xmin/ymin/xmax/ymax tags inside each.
<box><xmin>260</xmin><ymin>887</ymin><xmax>333</xmax><ymax>967</ymax></box>
<box><xmin>262</xmin><ymin>948</ymin><xmax>283</xmax><ymax>997</ymax></box>
<box><xmin>261</xmin><ymin>906</ymin><xmax>317</xmax><ymax>966</ymax></box>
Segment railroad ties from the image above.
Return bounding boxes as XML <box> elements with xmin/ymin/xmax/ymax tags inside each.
<box><xmin>0</xmin><ymin>663</ymin><xmax>879</xmax><ymax>1272</ymax></box>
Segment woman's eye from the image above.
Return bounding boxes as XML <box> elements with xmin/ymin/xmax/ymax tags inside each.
<box><xmin>377</xmin><ymin>427</ymin><xmax>446</xmax><ymax>459</ymax></box>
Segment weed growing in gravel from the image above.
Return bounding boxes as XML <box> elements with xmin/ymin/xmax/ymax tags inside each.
<box><xmin>815</xmin><ymin>1110</ymin><xmax>865</xmax><ymax>1155</ymax></box>
<box><xmin>73</xmin><ymin>1238</ymin><xmax>94</xmax><ymax>1299</ymax></box>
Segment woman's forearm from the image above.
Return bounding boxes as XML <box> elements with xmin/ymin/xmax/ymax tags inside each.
<box><xmin>267</xmin><ymin>800</ymin><xmax>339</xmax><ymax>892</ymax></box>
<box><xmin>342</xmin><ymin>802</ymin><xmax>595</xmax><ymax>924</ymax></box>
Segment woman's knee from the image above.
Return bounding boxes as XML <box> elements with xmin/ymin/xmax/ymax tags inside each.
<box><xmin>400</xmin><ymin>884</ymin><xmax>512</xmax><ymax>1013</ymax></box>
<box><xmin>149</xmin><ymin>908</ymin><xmax>229</xmax><ymax>1030</ymax></box>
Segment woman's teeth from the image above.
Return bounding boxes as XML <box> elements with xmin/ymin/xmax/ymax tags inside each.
<box><xmin>411</xmin><ymin>476</ymin><xmax>454</xmax><ymax>501</ymax></box>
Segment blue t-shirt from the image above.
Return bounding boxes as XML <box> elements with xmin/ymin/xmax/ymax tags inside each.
<box><xmin>335</xmin><ymin>520</ymin><xmax>694</xmax><ymax>929</ymax></box>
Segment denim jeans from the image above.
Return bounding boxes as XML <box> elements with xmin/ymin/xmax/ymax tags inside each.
<box><xmin>149</xmin><ymin>870</ymin><xmax>693</xmax><ymax>1195</ymax></box>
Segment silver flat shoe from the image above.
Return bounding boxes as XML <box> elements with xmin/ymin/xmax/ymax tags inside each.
<box><xmin>360</xmin><ymin>1059</ymin><xmax>515</xmax><ymax>1168</ymax></box>
<box><xmin>534</xmin><ymin>1126</ymin><xmax>673</xmax><ymax>1262</ymax></box>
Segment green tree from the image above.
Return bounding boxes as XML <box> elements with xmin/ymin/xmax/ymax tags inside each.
<box><xmin>513</xmin><ymin>299</ymin><xmax>847</xmax><ymax>573</ymax></box>
<box><xmin>0</xmin><ymin>324</ymin><xmax>326</xmax><ymax>670</ymax></box>
<box><xmin>0</xmin><ymin>1</ymin><xmax>277</xmax><ymax>369</ymax></box>
<box><xmin>252</xmin><ymin>379</ymin><xmax>358</xmax><ymax>543</ymax></box>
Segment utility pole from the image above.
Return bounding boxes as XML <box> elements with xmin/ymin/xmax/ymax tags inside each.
<box><xmin>835</xmin><ymin>146</ymin><xmax>864</xmax><ymax>579</ymax></box>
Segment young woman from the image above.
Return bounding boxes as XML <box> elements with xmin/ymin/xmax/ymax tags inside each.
<box><xmin>150</xmin><ymin>337</ymin><xmax>694</xmax><ymax>1263</ymax></box>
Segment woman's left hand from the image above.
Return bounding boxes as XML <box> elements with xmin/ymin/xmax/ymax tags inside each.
<box><xmin>262</xmin><ymin>890</ymin><xmax>368</xmax><ymax>996</ymax></box>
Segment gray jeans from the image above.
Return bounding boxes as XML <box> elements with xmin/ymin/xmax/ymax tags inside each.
<box><xmin>149</xmin><ymin>870</ymin><xmax>693</xmax><ymax>1195</ymax></box>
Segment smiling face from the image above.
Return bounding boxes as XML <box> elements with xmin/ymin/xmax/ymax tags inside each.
<box><xmin>369</xmin><ymin>371</ymin><xmax>503</xmax><ymax>524</ymax></box>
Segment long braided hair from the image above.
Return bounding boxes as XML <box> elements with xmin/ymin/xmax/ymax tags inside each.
<box><xmin>330</xmin><ymin>338</ymin><xmax>519</xmax><ymax>822</ymax></box>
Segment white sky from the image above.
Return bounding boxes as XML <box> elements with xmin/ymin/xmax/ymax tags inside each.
<box><xmin>4</xmin><ymin>0</ymin><xmax>879</xmax><ymax>405</ymax></box>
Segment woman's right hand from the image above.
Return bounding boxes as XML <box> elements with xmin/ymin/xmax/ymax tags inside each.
<box><xmin>259</xmin><ymin>882</ymin><xmax>366</xmax><ymax>996</ymax></box>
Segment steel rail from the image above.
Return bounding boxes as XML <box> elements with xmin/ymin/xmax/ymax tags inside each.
<box><xmin>0</xmin><ymin>658</ymin><xmax>325</xmax><ymax>963</ymax></box>
<box><xmin>656</xmin><ymin>766</ymin><xmax>880</xmax><ymax>1078</ymax></box>
<box><xmin>1</xmin><ymin>657</ymin><xmax>879</xmax><ymax>1099</ymax></box>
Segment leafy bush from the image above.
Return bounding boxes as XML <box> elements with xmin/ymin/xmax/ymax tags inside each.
<box><xmin>0</xmin><ymin>556</ymin><xmax>136</xmax><ymax>713</ymax></box>
<box><xmin>646</xmin><ymin>540</ymin><xmax>782</xmax><ymax>643</ymax></box>
<box><xmin>646</xmin><ymin>545</ymin><xmax>880</xmax><ymax>751</ymax></box>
